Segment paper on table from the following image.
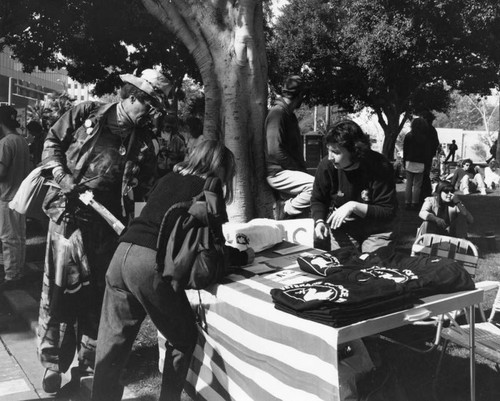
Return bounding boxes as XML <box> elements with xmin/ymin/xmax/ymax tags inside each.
<box><xmin>273</xmin><ymin>244</ymin><xmax>312</xmax><ymax>255</ymax></box>
<box><xmin>244</xmin><ymin>263</ymin><xmax>276</xmax><ymax>275</ymax></box>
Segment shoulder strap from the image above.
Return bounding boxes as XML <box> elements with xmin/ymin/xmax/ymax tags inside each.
<box><xmin>155</xmin><ymin>199</ymin><xmax>194</xmax><ymax>271</ymax></box>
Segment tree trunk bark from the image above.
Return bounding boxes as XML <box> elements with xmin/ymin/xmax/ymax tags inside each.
<box><xmin>142</xmin><ymin>0</ymin><xmax>273</xmax><ymax>222</ymax></box>
<box><xmin>377</xmin><ymin>110</ymin><xmax>400</xmax><ymax>160</ymax></box>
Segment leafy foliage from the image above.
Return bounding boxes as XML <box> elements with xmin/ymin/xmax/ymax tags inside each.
<box><xmin>435</xmin><ymin>92</ymin><xmax>499</xmax><ymax>137</ymax></box>
<box><xmin>0</xmin><ymin>0</ymin><xmax>200</xmax><ymax>96</ymax></box>
<box><xmin>268</xmin><ymin>0</ymin><xmax>500</xmax><ymax>156</ymax></box>
<box><xmin>27</xmin><ymin>93</ymin><xmax>75</xmax><ymax>132</ymax></box>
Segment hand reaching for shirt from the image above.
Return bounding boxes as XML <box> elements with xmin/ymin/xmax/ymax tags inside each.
<box><xmin>327</xmin><ymin>202</ymin><xmax>356</xmax><ymax>230</ymax></box>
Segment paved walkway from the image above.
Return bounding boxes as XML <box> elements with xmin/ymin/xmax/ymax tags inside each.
<box><xmin>0</xmin><ymin>338</ymin><xmax>38</xmax><ymax>401</ymax></box>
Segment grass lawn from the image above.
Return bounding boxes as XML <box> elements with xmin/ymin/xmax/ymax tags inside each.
<box><xmin>121</xmin><ymin>183</ymin><xmax>500</xmax><ymax>400</ymax></box>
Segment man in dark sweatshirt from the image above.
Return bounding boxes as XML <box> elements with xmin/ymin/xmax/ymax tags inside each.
<box><xmin>265</xmin><ymin>75</ymin><xmax>314</xmax><ymax>219</ymax></box>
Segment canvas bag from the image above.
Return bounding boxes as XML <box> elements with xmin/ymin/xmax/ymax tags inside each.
<box><xmin>156</xmin><ymin>177</ymin><xmax>228</xmax><ymax>291</ymax></box>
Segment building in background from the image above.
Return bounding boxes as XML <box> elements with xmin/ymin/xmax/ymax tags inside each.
<box><xmin>66</xmin><ymin>77</ymin><xmax>97</xmax><ymax>103</ymax></box>
<box><xmin>0</xmin><ymin>48</ymin><xmax>67</xmax><ymax>131</ymax></box>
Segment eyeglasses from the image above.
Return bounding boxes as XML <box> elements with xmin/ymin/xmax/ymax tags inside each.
<box><xmin>144</xmin><ymin>101</ymin><xmax>161</xmax><ymax>117</ymax></box>
<box><xmin>442</xmin><ymin>189</ymin><xmax>455</xmax><ymax>194</ymax></box>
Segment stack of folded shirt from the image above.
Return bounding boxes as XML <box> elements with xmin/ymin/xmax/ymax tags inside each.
<box><xmin>271</xmin><ymin>250</ymin><xmax>475</xmax><ymax>327</ymax></box>
<box><xmin>270</xmin><ymin>266</ymin><xmax>416</xmax><ymax>327</ymax></box>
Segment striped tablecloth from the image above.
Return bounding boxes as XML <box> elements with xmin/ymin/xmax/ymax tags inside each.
<box><xmin>183</xmin><ymin>268</ymin><xmax>341</xmax><ymax>401</ymax></box>
<box><xmin>157</xmin><ymin>243</ymin><xmax>484</xmax><ymax>401</ymax></box>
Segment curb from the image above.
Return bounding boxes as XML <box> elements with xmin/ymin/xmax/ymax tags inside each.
<box><xmin>1</xmin><ymin>286</ymin><xmax>141</xmax><ymax>400</ymax></box>
<box><xmin>2</xmin><ymin>289</ymin><xmax>39</xmax><ymax>335</ymax></box>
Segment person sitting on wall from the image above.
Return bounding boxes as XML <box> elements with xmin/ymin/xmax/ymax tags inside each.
<box><xmin>265</xmin><ymin>75</ymin><xmax>314</xmax><ymax>219</ymax></box>
<box><xmin>484</xmin><ymin>159</ymin><xmax>500</xmax><ymax>190</ymax></box>
<box><xmin>417</xmin><ymin>180</ymin><xmax>473</xmax><ymax>239</ymax></box>
<box><xmin>450</xmin><ymin>158</ymin><xmax>487</xmax><ymax>195</ymax></box>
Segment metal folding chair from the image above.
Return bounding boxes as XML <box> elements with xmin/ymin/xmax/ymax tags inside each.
<box><xmin>436</xmin><ymin>280</ymin><xmax>500</xmax><ymax>373</ymax></box>
<box><xmin>381</xmin><ymin>233</ymin><xmax>481</xmax><ymax>353</ymax></box>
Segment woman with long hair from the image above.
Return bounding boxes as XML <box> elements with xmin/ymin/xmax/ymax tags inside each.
<box><xmin>418</xmin><ymin>180</ymin><xmax>473</xmax><ymax>238</ymax></box>
<box><xmin>91</xmin><ymin>140</ymin><xmax>253</xmax><ymax>401</ymax></box>
<box><xmin>311</xmin><ymin>119</ymin><xmax>398</xmax><ymax>253</ymax></box>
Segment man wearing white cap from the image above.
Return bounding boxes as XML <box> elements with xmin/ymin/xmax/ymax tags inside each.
<box><xmin>37</xmin><ymin>69</ymin><xmax>171</xmax><ymax>393</ymax></box>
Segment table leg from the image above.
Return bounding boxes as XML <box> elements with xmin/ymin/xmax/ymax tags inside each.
<box><xmin>469</xmin><ymin>305</ymin><xmax>475</xmax><ymax>401</ymax></box>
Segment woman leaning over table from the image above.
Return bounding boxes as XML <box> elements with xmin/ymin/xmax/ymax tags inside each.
<box><xmin>418</xmin><ymin>180</ymin><xmax>473</xmax><ymax>239</ymax></box>
<box><xmin>91</xmin><ymin>140</ymin><xmax>254</xmax><ymax>401</ymax></box>
<box><xmin>311</xmin><ymin>119</ymin><xmax>398</xmax><ymax>254</ymax></box>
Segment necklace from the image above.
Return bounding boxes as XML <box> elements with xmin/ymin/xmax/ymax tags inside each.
<box><xmin>119</xmin><ymin>135</ymin><xmax>127</xmax><ymax>156</ymax></box>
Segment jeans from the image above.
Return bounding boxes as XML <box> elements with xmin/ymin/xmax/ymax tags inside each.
<box><xmin>0</xmin><ymin>200</ymin><xmax>26</xmax><ymax>281</ymax></box>
<box><xmin>267</xmin><ymin>170</ymin><xmax>314</xmax><ymax>216</ymax></box>
<box><xmin>405</xmin><ymin>171</ymin><xmax>424</xmax><ymax>205</ymax></box>
<box><xmin>92</xmin><ymin>242</ymin><xmax>198</xmax><ymax>401</ymax></box>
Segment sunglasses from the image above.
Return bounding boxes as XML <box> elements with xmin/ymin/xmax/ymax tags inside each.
<box><xmin>442</xmin><ymin>189</ymin><xmax>455</xmax><ymax>194</ymax></box>
<box><xmin>144</xmin><ymin>101</ymin><xmax>162</xmax><ymax>117</ymax></box>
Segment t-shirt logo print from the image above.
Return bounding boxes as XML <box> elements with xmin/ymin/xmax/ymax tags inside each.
<box><xmin>359</xmin><ymin>266</ymin><xmax>418</xmax><ymax>283</ymax></box>
<box><xmin>236</xmin><ymin>233</ymin><xmax>250</xmax><ymax>247</ymax></box>
<box><xmin>283</xmin><ymin>282</ymin><xmax>349</xmax><ymax>303</ymax></box>
<box><xmin>361</xmin><ymin>189</ymin><xmax>370</xmax><ymax>202</ymax></box>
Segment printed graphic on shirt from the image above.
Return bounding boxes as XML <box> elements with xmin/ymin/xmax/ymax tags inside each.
<box><xmin>361</xmin><ymin>189</ymin><xmax>370</xmax><ymax>202</ymax></box>
<box><xmin>236</xmin><ymin>233</ymin><xmax>250</xmax><ymax>247</ymax></box>
<box><xmin>282</xmin><ymin>282</ymin><xmax>349</xmax><ymax>303</ymax></box>
<box><xmin>359</xmin><ymin>266</ymin><xmax>418</xmax><ymax>284</ymax></box>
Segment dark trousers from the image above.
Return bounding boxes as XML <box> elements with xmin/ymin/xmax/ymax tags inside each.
<box><xmin>418</xmin><ymin>216</ymin><xmax>468</xmax><ymax>239</ymax></box>
<box><xmin>92</xmin><ymin>242</ymin><xmax>198</xmax><ymax>401</ymax></box>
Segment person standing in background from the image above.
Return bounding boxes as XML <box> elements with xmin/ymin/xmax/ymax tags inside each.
<box><xmin>403</xmin><ymin>118</ymin><xmax>428</xmax><ymax>210</ymax></box>
<box><xmin>157</xmin><ymin>114</ymin><xmax>186</xmax><ymax>177</ymax></box>
<box><xmin>26</xmin><ymin>120</ymin><xmax>46</xmax><ymax>168</ymax></box>
<box><xmin>0</xmin><ymin>106</ymin><xmax>31</xmax><ymax>291</ymax></box>
<box><xmin>444</xmin><ymin>139</ymin><xmax>458</xmax><ymax>163</ymax></box>
<box><xmin>184</xmin><ymin>116</ymin><xmax>205</xmax><ymax>156</ymax></box>
<box><xmin>420</xmin><ymin>110</ymin><xmax>441</xmax><ymax>201</ymax></box>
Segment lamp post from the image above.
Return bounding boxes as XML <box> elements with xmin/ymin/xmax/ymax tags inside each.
<box><xmin>8</xmin><ymin>77</ymin><xmax>13</xmax><ymax>105</ymax></box>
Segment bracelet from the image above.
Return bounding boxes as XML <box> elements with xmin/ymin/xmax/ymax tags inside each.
<box><xmin>54</xmin><ymin>172</ymin><xmax>66</xmax><ymax>184</ymax></box>
<box><xmin>315</xmin><ymin>219</ymin><xmax>325</xmax><ymax>226</ymax></box>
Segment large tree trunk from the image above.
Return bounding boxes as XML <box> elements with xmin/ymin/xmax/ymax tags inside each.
<box><xmin>375</xmin><ymin>108</ymin><xmax>407</xmax><ymax>160</ymax></box>
<box><xmin>142</xmin><ymin>0</ymin><xmax>274</xmax><ymax>222</ymax></box>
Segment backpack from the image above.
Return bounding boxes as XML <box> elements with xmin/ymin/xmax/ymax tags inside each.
<box><xmin>155</xmin><ymin>177</ymin><xmax>228</xmax><ymax>291</ymax></box>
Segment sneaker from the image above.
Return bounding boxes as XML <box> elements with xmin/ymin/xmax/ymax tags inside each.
<box><xmin>42</xmin><ymin>369</ymin><xmax>62</xmax><ymax>394</ymax></box>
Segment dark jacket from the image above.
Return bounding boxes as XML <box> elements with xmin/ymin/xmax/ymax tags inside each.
<box><xmin>42</xmin><ymin>101</ymin><xmax>157</xmax><ymax>223</ymax></box>
<box><xmin>403</xmin><ymin>130</ymin><xmax>428</xmax><ymax>164</ymax></box>
<box><xmin>311</xmin><ymin>150</ymin><xmax>398</xmax><ymax>234</ymax></box>
<box><xmin>265</xmin><ymin>98</ymin><xmax>307</xmax><ymax>176</ymax></box>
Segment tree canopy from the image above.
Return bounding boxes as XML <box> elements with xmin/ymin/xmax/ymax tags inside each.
<box><xmin>268</xmin><ymin>0</ymin><xmax>500</xmax><ymax>158</ymax></box>
<box><xmin>0</xmin><ymin>0</ymin><xmax>200</xmax><ymax>95</ymax></box>
<box><xmin>1</xmin><ymin>0</ymin><xmax>272</xmax><ymax>221</ymax></box>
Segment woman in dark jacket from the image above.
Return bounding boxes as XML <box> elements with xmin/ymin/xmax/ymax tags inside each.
<box><xmin>403</xmin><ymin>117</ymin><xmax>429</xmax><ymax>210</ymax></box>
<box><xmin>312</xmin><ymin>120</ymin><xmax>398</xmax><ymax>253</ymax></box>
<box><xmin>91</xmin><ymin>140</ymin><xmax>254</xmax><ymax>401</ymax></box>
